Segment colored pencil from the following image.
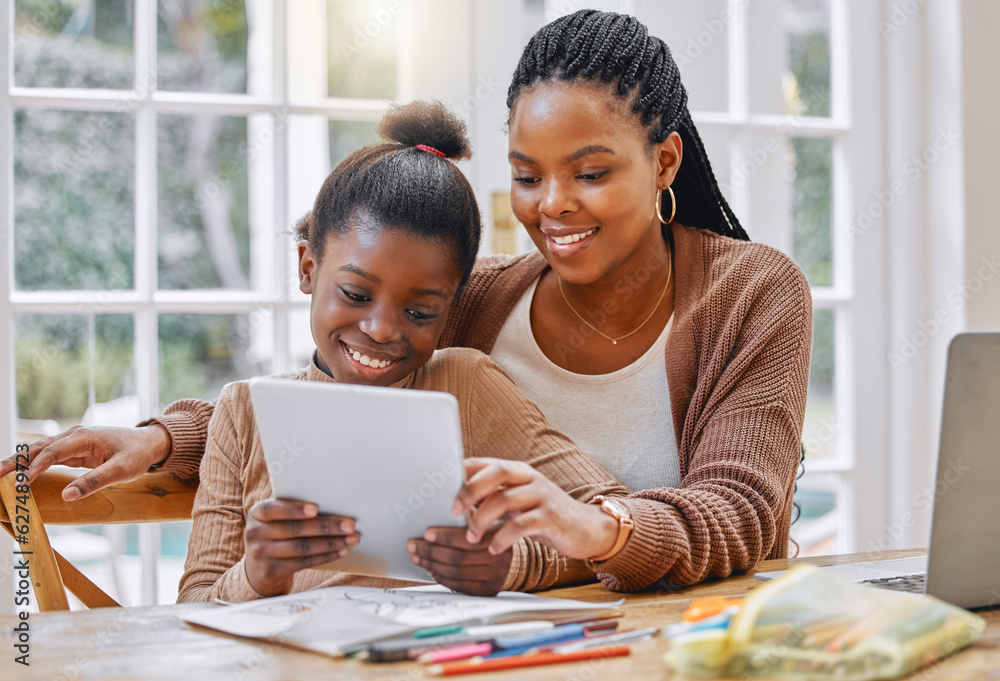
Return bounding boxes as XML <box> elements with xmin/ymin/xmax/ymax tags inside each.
<box><xmin>583</xmin><ymin>619</ymin><xmax>619</xmax><ymax>633</ymax></box>
<box><xmin>549</xmin><ymin>612</ymin><xmax>620</xmax><ymax>627</ymax></box>
<box><xmin>426</xmin><ymin>645</ymin><xmax>632</xmax><ymax>676</ymax></box>
<box><xmin>552</xmin><ymin>626</ymin><xmax>659</xmax><ymax>653</ymax></box>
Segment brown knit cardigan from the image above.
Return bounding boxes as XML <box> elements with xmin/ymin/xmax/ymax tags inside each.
<box><xmin>151</xmin><ymin>224</ymin><xmax>812</xmax><ymax>591</ymax></box>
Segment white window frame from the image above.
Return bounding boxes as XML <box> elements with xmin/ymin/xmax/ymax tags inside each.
<box><xmin>694</xmin><ymin>0</ymin><xmax>862</xmax><ymax>553</ymax></box>
<box><xmin>653</xmin><ymin>0</ymin><xmax>890</xmax><ymax>556</ymax></box>
<box><xmin>2</xmin><ymin>0</ymin><xmax>911</xmax><ymax>611</ymax></box>
<box><xmin>0</xmin><ymin>0</ymin><xmax>454</xmax><ymax>608</ymax></box>
<box><xmin>679</xmin><ymin>0</ymin><xmax>887</xmax><ymax>556</ymax></box>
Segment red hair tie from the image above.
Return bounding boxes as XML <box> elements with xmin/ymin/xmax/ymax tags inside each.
<box><xmin>415</xmin><ymin>144</ymin><xmax>446</xmax><ymax>158</ymax></box>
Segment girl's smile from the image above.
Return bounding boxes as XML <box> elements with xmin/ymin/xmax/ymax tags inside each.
<box><xmin>298</xmin><ymin>217</ymin><xmax>462</xmax><ymax>387</ymax></box>
<box><xmin>341</xmin><ymin>342</ymin><xmax>399</xmax><ymax>370</ymax></box>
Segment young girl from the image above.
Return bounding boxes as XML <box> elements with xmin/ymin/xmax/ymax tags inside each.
<box><xmin>176</xmin><ymin>101</ymin><xmax>628</xmax><ymax>602</ymax></box>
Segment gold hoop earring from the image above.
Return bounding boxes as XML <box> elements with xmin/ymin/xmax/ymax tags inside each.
<box><xmin>655</xmin><ymin>186</ymin><xmax>676</xmax><ymax>225</ymax></box>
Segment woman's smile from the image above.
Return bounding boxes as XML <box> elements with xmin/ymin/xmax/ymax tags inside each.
<box><xmin>543</xmin><ymin>226</ymin><xmax>600</xmax><ymax>258</ymax></box>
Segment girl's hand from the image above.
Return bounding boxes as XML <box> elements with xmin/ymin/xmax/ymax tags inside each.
<box><xmin>406</xmin><ymin>523</ymin><xmax>512</xmax><ymax>596</ymax></box>
<box><xmin>244</xmin><ymin>499</ymin><xmax>360</xmax><ymax>597</ymax></box>
<box><xmin>452</xmin><ymin>458</ymin><xmax>620</xmax><ymax>561</ymax></box>
<box><xmin>0</xmin><ymin>424</ymin><xmax>173</xmax><ymax>501</ymax></box>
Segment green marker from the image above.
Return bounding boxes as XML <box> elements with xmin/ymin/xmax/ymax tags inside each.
<box><xmin>414</xmin><ymin>625</ymin><xmax>465</xmax><ymax>639</ymax></box>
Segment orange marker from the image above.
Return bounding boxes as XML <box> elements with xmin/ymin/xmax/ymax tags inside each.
<box><xmin>682</xmin><ymin>596</ymin><xmax>743</xmax><ymax>623</ymax></box>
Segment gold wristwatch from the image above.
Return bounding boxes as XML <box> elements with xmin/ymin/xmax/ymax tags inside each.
<box><xmin>585</xmin><ymin>495</ymin><xmax>634</xmax><ymax>567</ymax></box>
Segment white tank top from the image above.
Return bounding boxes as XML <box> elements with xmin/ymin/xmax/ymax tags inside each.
<box><xmin>490</xmin><ymin>276</ymin><xmax>681</xmax><ymax>491</ymax></box>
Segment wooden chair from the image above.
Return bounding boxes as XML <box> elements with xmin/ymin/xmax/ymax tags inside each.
<box><xmin>0</xmin><ymin>469</ymin><xmax>196</xmax><ymax>611</ymax></box>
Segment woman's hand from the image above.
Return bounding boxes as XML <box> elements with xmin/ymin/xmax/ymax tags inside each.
<box><xmin>244</xmin><ymin>499</ymin><xmax>360</xmax><ymax>598</ymax></box>
<box><xmin>453</xmin><ymin>458</ymin><xmax>621</xmax><ymax>561</ymax></box>
<box><xmin>406</xmin><ymin>524</ymin><xmax>512</xmax><ymax>597</ymax></box>
<box><xmin>0</xmin><ymin>424</ymin><xmax>173</xmax><ymax>501</ymax></box>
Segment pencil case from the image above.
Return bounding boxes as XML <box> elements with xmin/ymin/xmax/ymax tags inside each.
<box><xmin>664</xmin><ymin>564</ymin><xmax>986</xmax><ymax>680</ymax></box>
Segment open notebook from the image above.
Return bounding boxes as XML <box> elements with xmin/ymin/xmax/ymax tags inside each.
<box><xmin>183</xmin><ymin>584</ymin><xmax>623</xmax><ymax>656</ymax></box>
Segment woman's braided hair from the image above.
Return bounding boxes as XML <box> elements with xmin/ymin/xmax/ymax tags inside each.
<box><xmin>507</xmin><ymin>9</ymin><xmax>749</xmax><ymax>241</ymax></box>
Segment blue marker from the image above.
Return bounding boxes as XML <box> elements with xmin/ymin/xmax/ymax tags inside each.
<box><xmin>488</xmin><ymin>624</ymin><xmax>588</xmax><ymax>657</ymax></box>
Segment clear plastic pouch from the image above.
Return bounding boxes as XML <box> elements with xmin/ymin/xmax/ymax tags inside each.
<box><xmin>664</xmin><ymin>564</ymin><xmax>986</xmax><ymax>680</ymax></box>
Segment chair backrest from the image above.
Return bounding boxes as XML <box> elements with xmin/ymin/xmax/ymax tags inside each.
<box><xmin>0</xmin><ymin>470</ymin><xmax>196</xmax><ymax>611</ymax></box>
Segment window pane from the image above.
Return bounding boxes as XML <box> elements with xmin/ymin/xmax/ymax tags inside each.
<box><xmin>157</xmin><ymin>0</ymin><xmax>249</xmax><ymax>93</ymax></box>
<box><xmin>285</xmin><ymin>117</ymin><xmax>380</xmax><ymax>296</ymax></box>
<box><xmin>14</xmin><ymin>0</ymin><xmax>134</xmax><ymax>89</ymax></box>
<box><xmin>791</xmin><ymin>137</ymin><xmax>833</xmax><ymax>286</ymax></box>
<box><xmin>288</xmin><ymin>0</ymin><xmax>399</xmax><ymax>101</ymax></box>
<box><xmin>70</xmin><ymin>522</ymin><xmax>189</xmax><ymax>606</ymax></box>
<box><xmin>750</xmin><ymin>0</ymin><xmax>831</xmax><ymax>117</ymax></box>
<box><xmin>288</xmin><ymin>307</ymin><xmax>314</xmax><ymax>372</ymax></box>
<box><xmin>786</xmin><ymin>0</ymin><xmax>831</xmax><ymax>117</ymax></box>
<box><xmin>696</xmin><ymin>124</ymin><xmax>733</xmax><ymax>206</ymax></box>
<box><xmin>285</xmin><ymin>115</ymin><xmax>380</xmax><ymax>227</ymax></box>
<box><xmin>15</xmin><ymin>108</ymin><xmax>135</xmax><ymax>291</ymax></box>
<box><xmin>287</xmin><ymin>114</ymin><xmax>332</xmax><ymax>224</ymax></box>
<box><xmin>743</xmin><ymin>129</ymin><xmax>791</xmax><ymax>249</ymax></box>
<box><xmin>158</xmin><ymin>114</ymin><xmax>251</xmax><ymax>290</ymax></box>
<box><xmin>330</xmin><ymin>120</ymin><xmax>381</xmax><ymax>167</ymax></box>
<box><xmin>158</xmin><ymin>313</ymin><xmax>271</xmax><ymax>408</ymax></box>
<box><xmin>803</xmin><ymin>308</ymin><xmax>836</xmax><ymax>460</ymax></box>
<box><xmin>641</xmin><ymin>0</ymin><xmax>729</xmax><ymax>113</ymax></box>
<box><xmin>792</xmin><ymin>474</ymin><xmax>839</xmax><ymax>555</ymax></box>
<box><xmin>15</xmin><ymin>314</ymin><xmax>136</xmax><ymax>433</ymax></box>
<box><xmin>326</xmin><ymin>0</ymin><xmax>398</xmax><ymax>99</ymax></box>
<box><xmin>743</xmin><ymin>132</ymin><xmax>833</xmax><ymax>285</ymax></box>
<box><xmin>160</xmin><ymin>521</ymin><xmax>191</xmax><ymax>604</ymax></box>
<box><xmin>125</xmin><ymin>520</ymin><xmax>192</xmax><ymax>605</ymax></box>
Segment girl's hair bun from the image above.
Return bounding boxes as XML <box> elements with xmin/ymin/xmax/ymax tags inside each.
<box><xmin>377</xmin><ymin>100</ymin><xmax>472</xmax><ymax>161</ymax></box>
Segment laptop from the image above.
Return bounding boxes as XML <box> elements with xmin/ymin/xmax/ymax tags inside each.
<box><xmin>249</xmin><ymin>378</ymin><xmax>466</xmax><ymax>583</ymax></box>
<box><xmin>756</xmin><ymin>332</ymin><xmax>1000</xmax><ymax>610</ymax></box>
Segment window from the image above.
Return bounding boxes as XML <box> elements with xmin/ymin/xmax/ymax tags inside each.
<box><xmin>2</xmin><ymin>0</ymin><xmax>419</xmax><ymax>606</ymax></box>
<box><xmin>2</xmin><ymin>0</ymin><xmax>886</xmax><ymax>609</ymax></box>
<box><xmin>630</xmin><ymin>0</ymin><xmax>852</xmax><ymax>555</ymax></box>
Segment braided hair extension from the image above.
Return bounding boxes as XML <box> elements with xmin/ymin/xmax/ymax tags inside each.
<box><xmin>507</xmin><ymin>10</ymin><xmax>749</xmax><ymax>241</ymax></box>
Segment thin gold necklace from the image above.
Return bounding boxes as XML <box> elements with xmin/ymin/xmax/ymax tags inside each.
<box><xmin>557</xmin><ymin>241</ymin><xmax>673</xmax><ymax>346</ymax></box>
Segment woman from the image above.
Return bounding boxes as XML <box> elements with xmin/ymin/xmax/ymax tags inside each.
<box><xmin>5</xmin><ymin>11</ymin><xmax>810</xmax><ymax>594</ymax></box>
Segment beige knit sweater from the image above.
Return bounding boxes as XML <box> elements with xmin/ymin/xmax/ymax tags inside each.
<box><xmin>158</xmin><ymin>224</ymin><xmax>811</xmax><ymax>593</ymax></box>
<box><xmin>177</xmin><ymin>348</ymin><xmax>629</xmax><ymax>603</ymax></box>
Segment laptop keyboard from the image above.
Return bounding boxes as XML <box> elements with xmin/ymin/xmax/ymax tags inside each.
<box><xmin>860</xmin><ymin>573</ymin><xmax>926</xmax><ymax>593</ymax></box>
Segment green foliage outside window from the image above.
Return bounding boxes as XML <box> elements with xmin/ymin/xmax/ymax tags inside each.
<box><xmin>13</xmin><ymin>0</ymin><xmax>255</xmax><ymax>425</ymax></box>
<box><xmin>16</xmin><ymin>315</ymin><xmax>134</xmax><ymax>424</ymax></box>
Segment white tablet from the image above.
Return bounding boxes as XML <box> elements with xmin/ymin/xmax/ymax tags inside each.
<box><xmin>249</xmin><ymin>378</ymin><xmax>465</xmax><ymax>582</ymax></box>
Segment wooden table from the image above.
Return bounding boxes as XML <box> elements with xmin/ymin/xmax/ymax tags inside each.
<box><xmin>2</xmin><ymin>549</ymin><xmax>997</xmax><ymax>679</ymax></box>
